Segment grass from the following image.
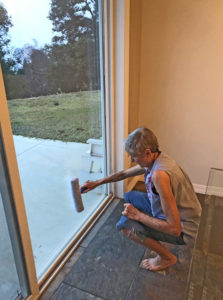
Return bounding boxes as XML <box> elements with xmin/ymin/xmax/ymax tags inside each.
<box><xmin>7</xmin><ymin>91</ymin><xmax>102</xmax><ymax>143</ymax></box>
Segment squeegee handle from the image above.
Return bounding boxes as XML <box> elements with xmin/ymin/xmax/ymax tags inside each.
<box><xmin>80</xmin><ymin>187</ymin><xmax>88</xmax><ymax>193</ymax></box>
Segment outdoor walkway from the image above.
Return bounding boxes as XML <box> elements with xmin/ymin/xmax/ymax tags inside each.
<box><xmin>40</xmin><ymin>193</ymin><xmax>223</xmax><ymax>300</ymax></box>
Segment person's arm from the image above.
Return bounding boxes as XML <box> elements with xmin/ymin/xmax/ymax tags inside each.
<box><xmin>122</xmin><ymin>170</ymin><xmax>182</xmax><ymax>236</ymax></box>
<box><xmin>81</xmin><ymin>164</ymin><xmax>145</xmax><ymax>193</ymax></box>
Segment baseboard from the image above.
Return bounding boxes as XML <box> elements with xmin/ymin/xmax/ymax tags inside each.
<box><xmin>193</xmin><ymin>183</ymin><xmax>223</xmax><ymax>197</ymax></box>
<box><xmin>193</xmin><ymin>184</ymin><xmax>206</xmax><ymax>195</ymax></box>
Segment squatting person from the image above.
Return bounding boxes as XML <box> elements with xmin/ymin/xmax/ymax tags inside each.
<box><xmin>81</xmin><ymin>127</ymin><xmax>202</xmax><ymax>271</ymax></box>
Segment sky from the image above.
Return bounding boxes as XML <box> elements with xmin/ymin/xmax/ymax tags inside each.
<box><xmin>1</xmin><ymin>0</ymin><xmax>53</xmax><ymax>49</ymax></box>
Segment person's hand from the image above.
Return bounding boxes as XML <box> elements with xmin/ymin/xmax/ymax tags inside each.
<box><xmin>122</xmin><ymin>203</ymin><xmax>140</xmax><ymax>221</ymax></box>
<box><xmin>80</xmin><ymin>180</ymin><xmax>100</xmax><ymax>193</ymax></box>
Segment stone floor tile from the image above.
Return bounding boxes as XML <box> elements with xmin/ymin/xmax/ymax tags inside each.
<box><xmin>200</xmin><ymin>198</ymin><xmax>215</xmax><ymax>255</ymax></box>
<box><xmin>80</xmin><ymin>199</ymin><xmax>120</xmax><ymax>248</ymax></box>
<box><xmin>64</xmin><ymin>201</ymin><xmax>145</xmax><ymax>300</ymax></box>
<box><xmin>214</xmin><ymin>196</ymin><xmax>223</xmax><ymax>207</ymax></box>
<box><xmin>203</xmin><ymin>254</ymin><xmax>223</xmax><ymax>298</ymax></box>
<box><xmin>39</xmin><ymin>247</ymin><xmax>85</xmax><ymax>300</ymax></box>
<box><xmin>208</xmin><ymin>207</ymin><xmax>223</xmax><ymax>256</ymax></box>
<box><xmin>51</xmin><ymin>283</ymin><xmax>104</xmax><ymax>300</ymax></box>
<box><xmin>195</xmin><ymin>200</ymin><xmax>209</xmax><ymax>251</ymax></box>
<box><xmin>125</xmin><ymin>270</ymin><xmax>186</xmax><ymax>300</ymax></box>
<box><xmin>201</xmin><ymin>286</ymin><xmax>223</xmax><ymax>300</ymax></box>
<box><xmin>187</xmin><ymin>249</ymin><xmax>207</xmax><ymax>286</ymax></box>
<box><xmin>186</xmin><ymin>283</ymin><xmax>203</xmax><ymax>300</ymax></box>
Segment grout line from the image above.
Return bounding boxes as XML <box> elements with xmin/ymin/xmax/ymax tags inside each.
<box><xmin>55</xmin><ymin>281</ymin><xmax>107</xmax><ymax>300</ymax></box>
<box><xmin>200</xmin><ymin>197</ymin><xmax>215</xmax><ymax>300</ymax></box>
<box><xmin>124</xmin><ymin>249</ymin><xmax>147</xmax><ymax>300</ymax></box>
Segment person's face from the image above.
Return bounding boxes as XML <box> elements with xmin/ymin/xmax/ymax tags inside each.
<box><xmin>130</xmin><ymin>149</ymin><xmax>153</xmax><ymax>168</ymax></box>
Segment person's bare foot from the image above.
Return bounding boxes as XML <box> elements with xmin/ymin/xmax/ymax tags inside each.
<box><xmin>141</xmin><ymin>254</ymin><xmax>177</xmax><ymax>271</ymax></box>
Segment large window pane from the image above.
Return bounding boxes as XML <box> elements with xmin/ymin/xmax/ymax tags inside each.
<box><xmin>1</xmin><ymin>0</ymin><xmax>107</xmax><ymax>279</ymax></box>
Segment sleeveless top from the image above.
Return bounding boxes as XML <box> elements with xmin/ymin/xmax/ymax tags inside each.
<box><xmin>144</xmin><ymin>152</ymin><xmax>202</xmax><ymax>238</ymax></box>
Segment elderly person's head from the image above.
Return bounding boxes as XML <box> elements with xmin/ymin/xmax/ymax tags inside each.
<box><xmin>124</xmin><ymin>127</ymin><xmax>160</xmax><ymax>159</ymax></box>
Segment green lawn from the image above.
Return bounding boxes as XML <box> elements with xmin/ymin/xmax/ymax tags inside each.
<box><xmin>7</xmin><ymin>91</ymin><xmax>102</xmax><ymax>143</ymax></box>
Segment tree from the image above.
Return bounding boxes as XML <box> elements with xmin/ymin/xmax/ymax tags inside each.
<box><xmin>46</xmin><ymin>44</ymin><xmax>84</xmax><ymax>93</ymax></box>
<box><xmin>0</xmin><ymin>3</ymin><xmax>12</xmax><ymax>61</ymax></box>
<box><xmin>23</xmin><ymin>47</ymin><xmax>49</xmax><ymax>96</ymax></box>
<box><xmin>49</xmin><ymin>0</ymin><xmax>99</xmax><ymax>44</ymax></box>
<box><xmin>0</xmin><ymin>3</ymin><xmax>16</xmax><ymax>75</ymax></box>
<box><xmin>48</xmin><ymin>0</ymin><xmax>100</xmax><ymax>92</ymax></box>
<box><xmin>2</xmin><ymin>47</ymin><xmax>25</xmax><ymax>75</ymax></box>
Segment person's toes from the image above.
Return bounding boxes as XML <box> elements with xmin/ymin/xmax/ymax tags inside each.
<box><xmin>141</xmin><ymin>259</ymin><xmax>147</xmax><ymax>268</ymax></box>
<box><xmin>141</xmin><ymin>259</ymin><xmax>152</xmax><ymax>270</ymax></box>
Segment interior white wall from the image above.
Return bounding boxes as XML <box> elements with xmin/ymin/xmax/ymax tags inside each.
<box><xmin>138</xmin><ymin>0</ymin><xmax>223</xmax><ymax>189</ymax></box>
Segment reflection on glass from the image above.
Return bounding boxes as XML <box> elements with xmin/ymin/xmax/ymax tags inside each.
<box><xmin>0</xmin><ymin>194</ymin><xmax>21</xmax><ymax>300</ymax></box>
<box><xmin>206</xmin><ymin>168</ymin><xmax>223</xmax><ymax>197</ymax></box>
<box><xmin>1</xmin><ymin>0</ymin><xmax>106</xmax><ymax>278</ymax></box>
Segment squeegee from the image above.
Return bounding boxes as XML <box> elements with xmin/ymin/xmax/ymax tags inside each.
<box><xmin>71</xmin><ymin>178</ymin><xmax>87</xmax><ymax>212</ymax></box>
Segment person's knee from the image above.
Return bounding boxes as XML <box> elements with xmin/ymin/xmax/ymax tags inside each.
<box><xmin>124</xmin><ymin>191</ymin><xmax>135</xmax><ymax>203</ymax></box>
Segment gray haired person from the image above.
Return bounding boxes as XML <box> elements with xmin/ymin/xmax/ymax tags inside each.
<box><xmin>81</xmin><ymin>127</ymin><xmax>202</xmax><ymax>271</ymax></box>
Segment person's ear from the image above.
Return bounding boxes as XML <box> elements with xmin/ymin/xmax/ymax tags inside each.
<box><xmin>145</xmin><ymin>148</ymin><xmax>152</xmax><ymax>156</ymax></box>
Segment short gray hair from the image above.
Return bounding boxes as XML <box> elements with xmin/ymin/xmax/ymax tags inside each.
<box><xmin>124</xmin><ymin>127</ymin><xmax>159</xmax><ymax>157</ymax></box>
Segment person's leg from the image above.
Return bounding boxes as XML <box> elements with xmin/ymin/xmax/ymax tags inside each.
<box><xmin>124</xmin><ymin>191</ymin><xmax>152</xmax><ymax>213</ymax></box>
<box><xmin>122</xmin><ymin>229</ymin><xmax>177</xmax><ymax>271</ymax></box>
<box><xmin>117</xmin><ymin>191</ymin><xmax>178</xmax><ymax>270</ymax></box>
<box><xmin>116</xmin><ymin>191</ymin><xmax>152</xmax><ymax>231</ymax></box>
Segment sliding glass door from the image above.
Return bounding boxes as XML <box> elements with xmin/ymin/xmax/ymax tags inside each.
<box><xmin>0</xmin><ymin>0</ymin><xmax>110</xmax><ymax>293</ymax></box>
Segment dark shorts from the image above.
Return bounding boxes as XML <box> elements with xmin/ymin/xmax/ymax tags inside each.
<box><xmin>116</xmin><ymin>191</ymin><xmax>185</xmax><ymax>245</ymax></box>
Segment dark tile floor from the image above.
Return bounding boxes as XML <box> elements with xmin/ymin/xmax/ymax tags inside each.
<box><xmin>185</xmin><ymin>195</ymin><xmax>223</xmax><ymax>300</ymax></box>
<box><xmin>40</xmin><ymin>193</ymin><xmax>223</xmax><ymax>300</ymax></box>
